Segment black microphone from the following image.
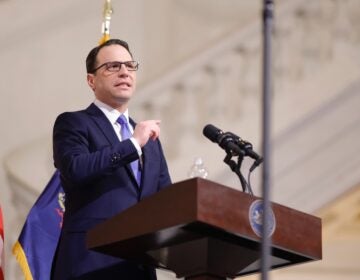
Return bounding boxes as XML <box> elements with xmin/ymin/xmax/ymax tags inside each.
<box><xmin>203</xmin><ymin>124</ymin><xmax>243</xmax><ymax>156</ymax></box>
<box><xmin>203</xmin><ymin>124</ymin><xmax>263</xmax><ymax>169</ymax></box>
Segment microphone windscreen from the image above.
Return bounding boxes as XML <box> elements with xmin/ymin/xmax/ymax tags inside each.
<box><xmin>203</xmin><ymin>124</ymin><xmax>221</xmax><ymax>143</ymax></box>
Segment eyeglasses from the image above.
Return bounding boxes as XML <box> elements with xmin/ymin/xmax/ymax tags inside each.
<box><xmin>91</xmin><ymin>61</ymin><xmax>139</xmax><ymax>73</ymax></box>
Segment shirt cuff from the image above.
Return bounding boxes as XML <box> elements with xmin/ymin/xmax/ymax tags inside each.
<box><xmin>130</xmin><ymin>137</ymin><xmax>142</xmax><ymax>156</ymax></box>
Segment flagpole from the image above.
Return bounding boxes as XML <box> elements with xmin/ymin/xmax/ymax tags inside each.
<box><xmin>261</xmin><ymin>0</ymin><xmax>274</xmax><ymax>280</ymax></box>
<box><xmin>99</xmin><ymin>0</ymin><xmax>113</xmax><ymax>44</ymax></box>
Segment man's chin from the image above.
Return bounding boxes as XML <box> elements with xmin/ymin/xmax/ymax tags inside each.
<box><xmin>113</xmin><ymin>90</ymin><xmax>133</xmax><ymax>99</ymax></box>
<box><xmin>112</xmin><ymin>95</ymin><xmax>132</xmax><ymax>106</ymax></box>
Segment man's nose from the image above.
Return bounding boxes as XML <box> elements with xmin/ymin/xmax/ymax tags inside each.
<box><xmin>117</xmin><ymin>64</ymin><xmax>129</xmax><ymax>76</ymax></box>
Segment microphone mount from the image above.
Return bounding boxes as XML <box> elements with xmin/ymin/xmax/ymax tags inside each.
<box><xmin>203</xmin><ymin>124</ymin><xmax>263</xmax><ymax>195</ymax></box>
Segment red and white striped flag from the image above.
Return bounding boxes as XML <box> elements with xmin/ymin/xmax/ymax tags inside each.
<box><xmin>0</xmin><ymin>206</ymin><xmax>4</xmax><ymax>280</ymax></box>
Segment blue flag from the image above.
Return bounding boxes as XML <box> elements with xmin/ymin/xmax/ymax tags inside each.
<box><xmin>13</xmin><ymin>170</ymin><xmax>65</xmax><ymax>280</ymax></box>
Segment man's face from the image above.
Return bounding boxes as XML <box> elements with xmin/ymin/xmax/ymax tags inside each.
<box><xmin>87</xmin><ymin>44</ymin><xmax>137</xmax><ymax>110</ymax></box>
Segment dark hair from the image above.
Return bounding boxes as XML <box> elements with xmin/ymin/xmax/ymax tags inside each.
<box><xmin>86</xmin><ymin>39</ymin><xmax>133</xmax><ymax>73</ymax></box>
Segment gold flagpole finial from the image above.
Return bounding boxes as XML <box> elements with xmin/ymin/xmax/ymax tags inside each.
<box><xmin>99</xmin><ymin>0</ymin><xmax>113</xmax><ymax>45</ymax></box>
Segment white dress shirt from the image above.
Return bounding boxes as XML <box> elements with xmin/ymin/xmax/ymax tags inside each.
<box><xmin>93</xmin><ymin>99</ymin><xmax>142</xmax><ymax>156</ymax></box>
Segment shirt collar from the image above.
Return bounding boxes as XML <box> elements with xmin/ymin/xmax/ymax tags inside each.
<box><xmin>93</xmin><ymin>99</ymin><xmax>129</xmax><ymax>124</ymax></box>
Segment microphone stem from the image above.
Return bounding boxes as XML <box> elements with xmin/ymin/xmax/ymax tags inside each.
<box><xmin>223</xmin><ymin>153</ymin><xmax>251</xmax><ymax>194</ymax></box>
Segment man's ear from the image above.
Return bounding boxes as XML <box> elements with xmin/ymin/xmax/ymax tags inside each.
<box><xmin>87</xmin><ymin>74</ymin><xmax>96</xmax><ymax>91</ymax></box>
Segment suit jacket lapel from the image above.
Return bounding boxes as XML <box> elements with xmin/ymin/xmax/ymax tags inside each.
<box><xmin>140</xmin><ymin>139</ymin><xmax>157</xmax><ymax>196</ymax></box>
<box><xmin>86</xmin><ymin>103</ymin><xmax>119</xmax><ymax>146</ymax></box>
<box><xmin>86</xmin><ymin>104</ymin><xmax>139</xmax><ymax>187</ymax></box>
<box><xmin>85</xmin><ymin>105</ymin><xmax>142</xmax><ymax>192</ymax></box>
<box><xmin>129</xmin><ymin>118</ymin><xmax>143</xmax><ymax>189</ymax></box>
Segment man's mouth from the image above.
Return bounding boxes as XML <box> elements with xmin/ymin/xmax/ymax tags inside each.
<box><xmin>114</xmin><ymin>81</ymin><xmax>131</xmax><ymax>88</ymax></box>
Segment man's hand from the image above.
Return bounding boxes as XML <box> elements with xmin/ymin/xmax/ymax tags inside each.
<box><xmin>133</xmin><ymin>120</ymin><xmax>161</xmax><ymax>147</ymax></box>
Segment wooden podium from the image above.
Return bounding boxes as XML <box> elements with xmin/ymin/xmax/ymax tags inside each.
<box><xmin>87</xmin><ymin>178</ymin><xmax>322</xmax><ymax>279</ymax></box>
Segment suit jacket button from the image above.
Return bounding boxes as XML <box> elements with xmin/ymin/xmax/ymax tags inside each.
<box><xmin>111</xmin><ymin>153</ymin><xmax>121</xmax><ymax>164</ymax></box>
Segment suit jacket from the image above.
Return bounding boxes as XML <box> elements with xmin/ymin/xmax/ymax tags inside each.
<box><xmin>51</xmin><ymin>103</ymin><xmax>171</xmax><ymax>280</ymax></box>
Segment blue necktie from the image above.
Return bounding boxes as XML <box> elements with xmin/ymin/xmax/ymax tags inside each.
<box><xmin>117</xmin><ymin>115</ymin><xmax>141</xmax><ymax>185</ymax></box>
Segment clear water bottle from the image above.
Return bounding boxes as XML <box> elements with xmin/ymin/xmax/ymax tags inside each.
<box><xmin>188</xmin><ymin>157</ymin><xmax>208</xmax><ymax>179</ymax></box>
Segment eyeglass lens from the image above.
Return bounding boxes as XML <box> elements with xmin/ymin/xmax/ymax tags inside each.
<box><xmin>106</xmin><ymin>61</ymin><xmax>138</xmax><ymax>72</ymax></box>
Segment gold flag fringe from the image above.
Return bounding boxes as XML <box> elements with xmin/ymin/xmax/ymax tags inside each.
<box><xmin>12</xmin><ymin>242</ymin><xmax>33</xmax><ymax>280</ymax></box>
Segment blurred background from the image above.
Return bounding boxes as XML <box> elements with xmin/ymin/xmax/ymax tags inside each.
<box><xmin>1</xmin><ymin>0</ymin><xmax>360</xmax><ymax>279</ymax></box>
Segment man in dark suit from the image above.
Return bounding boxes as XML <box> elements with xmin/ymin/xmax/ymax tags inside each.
<box><xmin>51</xmin><ymin>39</ymin><xmax>171</xmax><ymax>279</ymax></box>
